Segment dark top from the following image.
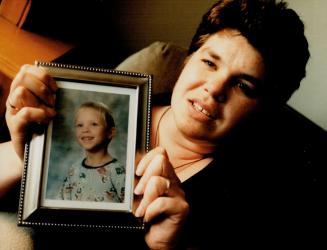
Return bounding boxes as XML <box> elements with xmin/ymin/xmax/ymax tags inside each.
<box><xmin>179</xmin><ymin>106</ymin><xmax>326</xmax><ymax>249</ymax></box>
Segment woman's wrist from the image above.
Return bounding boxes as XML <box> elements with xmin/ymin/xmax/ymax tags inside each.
<box><xmin>0</xmin><ymin>141</ymin><xmax>22</xmax><ymax>198</ymax></box>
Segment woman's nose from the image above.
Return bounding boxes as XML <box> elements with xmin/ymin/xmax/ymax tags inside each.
<box><xmin>204</xmin><ymin>73</ymin><xmax>229</xmax><ymax>103</ymax></box>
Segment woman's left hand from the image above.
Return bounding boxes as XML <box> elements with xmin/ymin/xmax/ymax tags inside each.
<box><xmin>5</xmin><ymin>65</ymin><xmax>57</xmax><ymax>159</ymax></box>
<box><xmin>134</xmin><ymin>147</ymin><xmax>189</xmax><ymax>250</ymax></box>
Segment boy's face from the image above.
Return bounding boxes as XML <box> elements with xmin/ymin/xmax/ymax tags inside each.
<box><xmin>75</xmin><ymin>107</ymin><xmax>113</xmax><ymax>152</ymax></box>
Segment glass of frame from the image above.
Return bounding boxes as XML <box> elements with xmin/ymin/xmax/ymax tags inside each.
<box><xmin>18</xmin><ymin>62</ymin><xmax>152</xmax><ymax>230</ymax></box>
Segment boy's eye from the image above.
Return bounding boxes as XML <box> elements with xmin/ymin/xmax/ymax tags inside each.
<box><xmin>92</xmin><ymin>122</ymin><xmax>99</xmax><ymax>126</ymax></box>
<box><xmin>76</xmin><ymin>124</ymin><xmax>83</xmax><ymax>128</ymax></box>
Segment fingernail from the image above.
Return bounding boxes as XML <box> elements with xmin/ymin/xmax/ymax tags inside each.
<box><xmin>134</xmin><ymin>206</ymin><xmax>143</xmax><ymax>218</ymax></box>
<box><xmin>135</xmin><ymin>160</ymin><xmax>144</xmax><ymax>176</ymax></box>
<box><xmin>135</xmin><ymin>167</ymin><xmax>142</xmax><ymax>177</ymax></box>
<box><xmin>134</xmin><ymin>182</ymin><xmax>143</xmax><ymax>195</ymax></box>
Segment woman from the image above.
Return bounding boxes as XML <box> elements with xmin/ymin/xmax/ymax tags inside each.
<box><xmin>2</xmin><ymin>0</ymin><xmax>310</xmax><ymax>249</ymax></box>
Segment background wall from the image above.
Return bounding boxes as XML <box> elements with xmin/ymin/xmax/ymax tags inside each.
<box><xmin>110</xmin><ymin>0</ymin><xmax>215</xmax><ymax>52</ymax></box>
<box><xmin>286</xmin><ymin>0</ymin><xmax>327</xmax><ymax>130</ymax></box>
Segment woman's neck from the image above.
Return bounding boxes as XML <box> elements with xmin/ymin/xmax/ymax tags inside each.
<box><xmin>152</xmin><ymin>106</ymin><xmax>216</xmax><ymax>168</ymax></box>
<box><xmin>84</xmin><ymin>149</ymin><xmax>112</xmax><ymax>167</ymax></box>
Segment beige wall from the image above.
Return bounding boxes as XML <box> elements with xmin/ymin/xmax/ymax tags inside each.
<box><xmin>113</xmin><ymin>0</ymin><xmax>216</xmax><ymax>52</ymax></box>
<box><xmin>287</xmin><ymin>0</ymin><xmax>327</xmax><ymax>130</ymax></box>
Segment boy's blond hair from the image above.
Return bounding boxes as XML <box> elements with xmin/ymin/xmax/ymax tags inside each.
<box><xmin>76</xmin><ymin>101</ymin><xmax>115</xmax><ymax>130</ymax></box>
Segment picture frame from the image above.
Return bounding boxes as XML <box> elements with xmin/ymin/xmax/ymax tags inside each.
<box><xmin>18</xmin><ymin>62</ymin><xmax>152</xmax><ymax>230</ymax></box>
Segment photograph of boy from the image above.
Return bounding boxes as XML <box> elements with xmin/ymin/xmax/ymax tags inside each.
<box><xmin>58</xmin><ymin>101</ymin><xmax>125</xmax><ymax>203</ymax></box>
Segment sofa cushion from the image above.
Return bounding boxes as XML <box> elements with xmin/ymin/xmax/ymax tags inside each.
<box><xmin>0</xmin><ymin>212</ymin><xmax>33</xmax><ymax>250</ymax></box>
<box><xmin>116</xmin><ymin>41</ymin><xmax>188</xmax><ymax>95</ymax></box>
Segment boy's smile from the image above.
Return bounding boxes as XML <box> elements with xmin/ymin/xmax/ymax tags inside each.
<box><xmin>75</xmin><ymin>107</ymin><xmax>110</xmax><ymax>152</ymax></box>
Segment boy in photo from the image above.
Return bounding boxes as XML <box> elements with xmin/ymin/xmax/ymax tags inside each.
<box><xmin>59</xmin><ymin>101</ymin><xmax>125</xmax><ymax>203</ymax></box>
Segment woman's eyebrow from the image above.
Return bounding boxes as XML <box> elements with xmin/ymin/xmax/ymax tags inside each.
<box><xmin>201</xmin><ymin>47</ymin><xmax>221</xmax><ymax>60</ymax></box>
<box><xmin>208</xmin><ymin>51</ymin><xmax>221</xmax><ymax>61</ymax></box>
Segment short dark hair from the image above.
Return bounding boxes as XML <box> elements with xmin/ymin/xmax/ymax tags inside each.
<box><xmin>189</xmin><ymin>0</ymin><xmax>310</xmax><ymax>103</ymax></box>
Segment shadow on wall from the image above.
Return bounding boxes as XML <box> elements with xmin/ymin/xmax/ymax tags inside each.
<box><xmin>22</xmin><ymin>0</ymin><xmax>216</xmax><ymax>68</ymax></box>
<box><xmin>22</xmin><ymin>0</ymin><xmax>127</xmax><ymax>68</ymax></box>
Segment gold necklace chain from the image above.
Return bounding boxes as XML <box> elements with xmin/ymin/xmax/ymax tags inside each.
<box><xmin>154</xmin><ymin>106</ymin><xmax>206</xmax><ymax>170</ymax></box>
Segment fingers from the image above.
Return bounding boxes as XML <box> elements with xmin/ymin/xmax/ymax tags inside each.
<box><xmin>6</xmin><ymin>107</ymin><xmax>53</xmax><ymax>158</ymax></box>
<box><xmin>134</xmin><ymin>147</ymin><xmax>178</xmax><ymax>196</ymax></box>
<box><xmin>10</xmin><ymin>107</ymin><xmax>55</xmax><ymax>131</ymax></box>
<box><xmin>133</xmin><ymin>147</ymin><xmax>189</xmax><ymax>250</ymax></box>
<box><xmin>6</xmin><ymin>64</ymin><xmax>57</xmax><ymax>120</ymax></box>
<box><xmin>143</xmin><ymin>194</ymin><xmax>189</xmax><ymax>250</ymax></box>
<box><xmin>134</xmin><ymin>154</ymin><xmax>165</xmax><ymax>195</ymax></box>
<box><xmin>10</xmin><ymin>65</ymin><xmax>57</xmax><ymax>108</ymax></box>
<box><xmin>144</xmin><ymin>195</ymin><xmax>189</xmax><ymax>224</ymax></box>
<box><xmin>6</xmin><ymin>65</ymin><xmax>57</xmax><ymax>127</ymax></box>
<box><xmin>135</xmin><ymin>175</ymin><xmax>188</xmax><ymax>221</ymax></box>
<box><xmin>134</xmin><ymin>147</ymin><xmax>185</xmax><ymax>218</ymax></box>
<box><xmin>134</xmin><ymin>176</ymin><xmax>173</xmax><ymax>218</ymax></box>
<box><xmin>135</xmin><ymin>146</ymin><xmax>166</xmax><ymax>176</ymax></box>
<box><xmin>11</xmin><ymin>65</ymin><xmax>57</xmax><ymax>93</ymax></box>
<box><xmin>5</xmin><ymin>64</ymin><xmax>57</xmax><ymax>159</ymax></box>
<box><xmin>6</xmin><ymin>86</ymin><xmax>56</xmax><ymax>116</ymax></box>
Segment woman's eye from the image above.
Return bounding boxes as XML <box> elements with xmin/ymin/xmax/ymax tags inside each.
<box><xmin>236</xmin><ymin>81</ymin><xmax>257</xmax><ymax>98</ymax></box>
<box><xmin>202</xmin><ymin>59</ymin><xmax>216</xmax><ymax>68</ymax></box>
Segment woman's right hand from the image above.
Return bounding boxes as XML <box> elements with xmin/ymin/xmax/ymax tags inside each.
<box><xmin>134</xmin><ymin>147</ymin><xmax>189</xmax><ymax>250</ymax></box>
<box><xmin>5</xmin><ymin>64</ymin><xmax>57</xmax><ymax>159</ymax></box>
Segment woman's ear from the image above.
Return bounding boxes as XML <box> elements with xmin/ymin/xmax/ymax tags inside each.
<box><xmin>108</xmin><ymin>127</ymin><xmax>116</xmax><ymax>140</ymax></box>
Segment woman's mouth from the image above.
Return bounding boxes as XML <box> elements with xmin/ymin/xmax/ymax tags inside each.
<box><xmin>192</xmin><ymin>102</ymin><xmax>214</xmax><ymax>119</ymax></box>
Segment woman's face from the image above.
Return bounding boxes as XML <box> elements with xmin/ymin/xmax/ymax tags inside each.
<box><xmin>171</xmin><ymin>28</ymin><xmax>266</xmax><ymax>143</ymax></box>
